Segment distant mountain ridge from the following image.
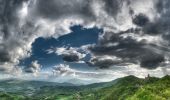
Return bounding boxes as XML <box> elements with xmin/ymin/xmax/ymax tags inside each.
<box><xmin>0</xmin><ymin>75</ymin><xmax>170</xmax><ymax>100</ymax></box>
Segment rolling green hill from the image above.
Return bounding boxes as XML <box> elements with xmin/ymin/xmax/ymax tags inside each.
<box><xmin>75</xmin><ymin>75</ymin><xmax>170</xmax><ymax>100</ymax></box>
<box><xmin>0</xmin><ymin>75</ymin><xmax>170</xmax><ymax>100</ymax></box>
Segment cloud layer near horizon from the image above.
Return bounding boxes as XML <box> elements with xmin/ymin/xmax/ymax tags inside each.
<box><xmin>0</xmin><ymin>0</ymin><xmax>170</xmax><ymax>78</ymax></box>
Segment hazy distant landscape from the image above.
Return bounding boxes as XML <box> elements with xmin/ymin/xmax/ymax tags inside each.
<box><xmin>0</xmin><ymin>75</ymin><xmax>170</xmax><ymax>100</ymax></box>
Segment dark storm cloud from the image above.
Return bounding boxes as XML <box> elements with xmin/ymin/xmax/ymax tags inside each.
<box><xmin>89</xmin><ymin>31</ymin><xmax>166</xmax><ymax>69</ymax></box>
<box><xmin>54</xmin><ymin>47</ymin><xmax>85</xmax><ymax>62</ymax></box>
<box><xmin>87</xmin><ymin>56</ymin><xmax>122</xmax><ymax>68</ymax></box>
<box><xmin>132</xmin><ymin>13</ymin><xmax>149</xmax><ymax>27</ymax></box>
<box><xmin>149</xmin><ymin>0</ymin><xmax>170</xmax><ymax>41</ymax></box>
<box><xmin>62</xmin><ymin>53</ymin><xmax>79</xmax><ymax>62</ymax></box>
<box><xmin>140</xmin><ymin>53</ymin><xmax>164</xmax><ymax>69</ymax></box>
<box><xmin>103</xmin><ymin>0</ymin><xmax>121</xmax><ymax>17</ymax></box>
<box><xmin>156</xmin><ymin>0</ymin><xmax>170</xmax><ymax>14</ymax></box>
<box><xmin>132</xmin><ymin>0</ymin><xmax>170</xmax><ymax>36</ymax></box>
<box><xmin>0</xmin><ymin>50</ymin><xmax>11</xmax><ymax>63</ymax></box>
<box><xmin>141</xmin><ymin>17</ymin><xmax>170</xmax><ymax>35</ymax></box>
<box><xmin>90</xmin><ymin>31</ymin><xmax>144</xmax><ymax>57</ymax></box>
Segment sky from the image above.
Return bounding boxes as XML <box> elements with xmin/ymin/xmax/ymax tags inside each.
<box><xmin>0</xmin><ymin>0</ymin><xmax>170</xmax><ymax>84</ymax></box>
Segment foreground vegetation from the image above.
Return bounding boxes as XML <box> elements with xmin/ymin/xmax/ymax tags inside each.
<box><xmin>0</xmin><ymin>75</ymin><xmax>170</xmax><ymax>100</ymax></box>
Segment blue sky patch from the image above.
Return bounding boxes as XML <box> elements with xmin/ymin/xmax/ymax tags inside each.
<box><xmin>19</xmin><ymin>25</ymin><xmax>102</xmax><ymax>69</ymax></box>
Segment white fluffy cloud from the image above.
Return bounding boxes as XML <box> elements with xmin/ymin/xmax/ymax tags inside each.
<box><xmin>47</xmin><ymin>47</ymin><xmax>86</xmax><ymax>62</ymax></box>
<box><xmin>7</xmin><ymin>63</ymin><xmax>169</xmax><ymax>84</ymax></box>
<box><xmin>24</xmin><ymin>60</ymin><xmax>41</xmax><ymax>75</ymax></box>
<box><xmin>52</xmin><ymin>64</ymin><xmax>75</xmax><ymax>76</ymax></box>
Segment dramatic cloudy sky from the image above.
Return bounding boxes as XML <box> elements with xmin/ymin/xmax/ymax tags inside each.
<box><xmin>0</xmin><ymin>0</ymin><xmax>170</xmax><ymax>84</ymax></box>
